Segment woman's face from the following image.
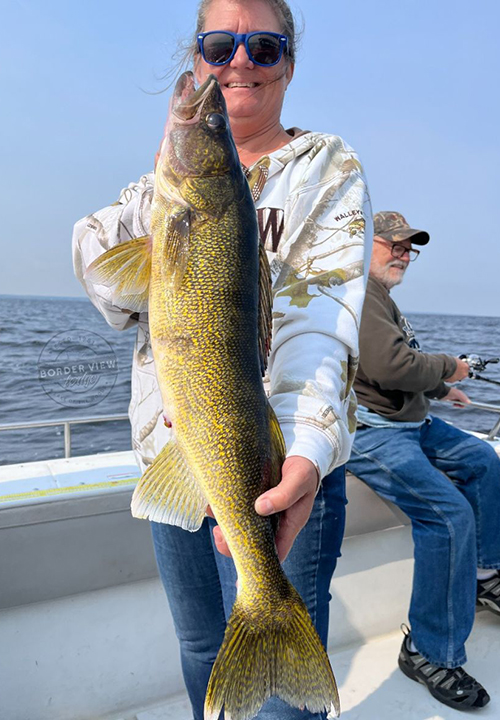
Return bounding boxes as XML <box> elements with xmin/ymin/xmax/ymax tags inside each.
<box><xmin>194</xmin><ymin>0</ymin><xmax>294</xmax><ymax>130</ymax></box>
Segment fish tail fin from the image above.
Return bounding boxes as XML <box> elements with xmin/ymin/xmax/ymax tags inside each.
<box><xmin>204</xmin><ymin>588</ymin><xmax>340</xmax><ymax>720</ymax></box>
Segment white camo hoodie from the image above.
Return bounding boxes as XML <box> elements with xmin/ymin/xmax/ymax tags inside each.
<box><xmin>73</xmin><ymin>129</ymin><xmax>372</xmax><ymax>477</ymax></box>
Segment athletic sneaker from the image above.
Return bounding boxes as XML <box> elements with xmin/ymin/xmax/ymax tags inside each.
<box><xmin>398</xmin><ymin>626</ymin><xmax>490</xmax><ymax>710</ymax></box>
<box><xmin>477</xmin><ymin>573</ymin><xmax>500</xmax><ymax>615</ymax></box>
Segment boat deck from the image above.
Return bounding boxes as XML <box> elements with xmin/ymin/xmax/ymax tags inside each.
<box><xmin>2</xmin><ymin>446</ymin><xmax>499</xmax><ymax>720</ymax></box>
<box><xmin>123</xmin><ymin>611</ymin><xmax>500</xmax><ymax>720</ymax></box>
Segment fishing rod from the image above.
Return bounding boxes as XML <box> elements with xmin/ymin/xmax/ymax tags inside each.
<box><xmin>460</xmin><ymin>354</ymin><xmax>500</xmax><ymax>386</ymax></box>
<box><xmin>454</xmin><ymin>355</ymin><xmax>500</xmax><ymax>440</ymax></box>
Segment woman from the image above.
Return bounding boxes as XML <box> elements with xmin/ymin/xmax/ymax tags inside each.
<box><xmin>73</xmin><ymin>1</ymin><xmax>372</xmax><ymax>717</ymax></box>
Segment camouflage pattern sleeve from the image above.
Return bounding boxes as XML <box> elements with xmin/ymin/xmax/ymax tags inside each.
<box><xmin>267</xmin><ymin>135</ymin><xmax>373</xmax><ymax>478</ymax></box>
<box><xmin>72</xmin><ymin>173</ymin><xmax>154</xmax><ymax>330</ymax></box>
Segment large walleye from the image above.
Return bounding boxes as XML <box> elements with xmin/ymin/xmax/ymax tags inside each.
<box><xmin>86</xmin><ymin>72</ymin><xmax>340</xmax><ymax>720</ymax></box>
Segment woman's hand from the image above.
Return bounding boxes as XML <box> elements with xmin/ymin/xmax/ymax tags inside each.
<box><xmin>211</xmin><ymin>455</ymin><xmax>319</xmax><ymax>563</ymax></box>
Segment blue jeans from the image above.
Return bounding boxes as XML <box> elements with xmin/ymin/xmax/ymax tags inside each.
<box><xmin>151</xmin><ymin>466</ymin><xmax>346</xmax><ymax>720</ymax></box>
<box><xmin>346</xmin><ymin>416</ymin><xmax>500</xmax><ymax>668</ymax></box>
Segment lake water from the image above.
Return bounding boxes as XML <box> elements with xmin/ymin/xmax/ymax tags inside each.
<box><xmin>0</xmin><ymin>296</ymin><xmax>498</xmax><ymax>465</ymax></box>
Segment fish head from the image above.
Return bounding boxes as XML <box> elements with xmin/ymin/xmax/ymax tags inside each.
<box><xmin>157</xmin><ymin>72</ymin><xmax>242</xmax><ymax>214</ymax></box>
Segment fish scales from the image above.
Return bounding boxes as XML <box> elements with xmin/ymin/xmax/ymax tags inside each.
<box><xmin>86</xmin><ymin>71</ymin><xmax>340</xmax><ymax>720</ymax></box>
<box><xmin>152</xmin><ymin>197</ymin><xmax>283</xmax><ymax>599</ymax></box>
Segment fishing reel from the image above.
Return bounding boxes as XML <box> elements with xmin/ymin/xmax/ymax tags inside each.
<box><xmin>459</xmin><ymin>354</ymin><xmax>500</xmax><ymax>381</ymax></box>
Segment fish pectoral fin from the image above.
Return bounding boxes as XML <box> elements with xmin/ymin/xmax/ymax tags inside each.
<box><xmin>204</xmin><ymin>587</ymin><xmax>340</xmax><ymax>720</ymax></box>
<box><xmin>131</xmin><ymin>438</ymin><xmax>207</xmax><ymax>531</ymax></box>
<box><xmin>85</xmin><ymin>236</ymin><xmax>152</xmax><ymax>312</ymax></box>
<box><xmin>258</xmin><ymin>240</ymin><xmax>273</xmax><ymax>375</ymax></box>
<box><xmin>162</xmin><ymin>209</ymin><xmax>191</xmax><ymax>290</ymax></box>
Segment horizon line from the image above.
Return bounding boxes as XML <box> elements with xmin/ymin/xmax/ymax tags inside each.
<box><xmin>0</xmin><ymin>293</ymin><xmax>498</xmax><ymax>320</ymax></box>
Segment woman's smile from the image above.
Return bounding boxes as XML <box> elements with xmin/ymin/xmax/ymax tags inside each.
<box><xmin>194</xmin><ymin>0</ymin><xmax>293</xmax><ymax>139</ymax></box>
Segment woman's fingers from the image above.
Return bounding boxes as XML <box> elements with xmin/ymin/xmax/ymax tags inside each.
<box><xmin>274</xmin><ymin>492</ymin><xmax>316</xmax><ymax>562</ymax></box>
<box><xmin>255</xmin><ymin>456</ymin><xmax>318</xmax><ymax>515</ymax></box>
<box><xmin>210</xmin><ymin>456</ymin><xmax>320</xmax><ymax>563</ymax></box>
<box><xmin>255</xmin><ymin>456</ymin><xmax>319</xmax><ymax>562</ymax></box>
<box><xmin>212</xmin><ymin>524</ymin><xmax>231</xmax><ymax>557</ymax></box>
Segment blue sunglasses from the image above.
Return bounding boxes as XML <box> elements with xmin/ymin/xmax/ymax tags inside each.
<box><xmin>197</xmin><ymin>31</ymin><xmax>288</xmax><ymax>67</ymax></box>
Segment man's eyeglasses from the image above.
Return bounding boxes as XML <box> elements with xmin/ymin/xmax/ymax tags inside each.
<box><xmin>374</xmin><ymin>238</ymin><xmax>420</xmax><ymax>262</ymax></box>
<box><xmin>197</xmin><ymin>31</ymin><xmax>288</xmax><ymax>67</ymax></box>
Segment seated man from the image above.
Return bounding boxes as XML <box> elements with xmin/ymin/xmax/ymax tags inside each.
<box><xmin>347</xmin><ymin>211</ymin><xmax>500</xmax><ymax>710</ymax></box>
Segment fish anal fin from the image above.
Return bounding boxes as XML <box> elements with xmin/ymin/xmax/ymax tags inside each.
<box><xmin>131</xmin><ymin>438</ymin><xmax>206</xmax><ymax>531</ymax></box>
<box><xmin>85</xmin><ymin>236</ymin><xmax>151</xmax><ymax>312</ymax></box>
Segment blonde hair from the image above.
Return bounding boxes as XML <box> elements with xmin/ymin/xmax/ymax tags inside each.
<box><xmin>157</xmin><ymin>0</ymin><xmax>300</xmax><ymax>91</ymax></box>
<box><xmin>190</xmin><ymin>0</ymin><xmax>298</xmax><ymax>62</ymax></box>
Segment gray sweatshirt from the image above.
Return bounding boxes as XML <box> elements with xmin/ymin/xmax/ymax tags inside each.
<box><xmin>354</xmin><ymin>276</ymin><xmax>457</xmax><ymax>422</ymax></box>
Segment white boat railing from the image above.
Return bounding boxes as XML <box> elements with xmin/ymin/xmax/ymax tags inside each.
<box><xmin>0</xmin><ymin>402</ymin><xmax>498</xmax><ymax>464</ymax></box>
<box><xmin>451</xmin><ymin>400</ymin><xmax>500</xmax><ymax>441</ymax></box>
<box><xmin>0</xmin><ymin>414</ymin><xmax>130</xmax><ymax>459</ymax></box>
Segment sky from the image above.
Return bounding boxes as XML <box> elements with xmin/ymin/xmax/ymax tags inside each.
<box><xmin>2</xmin><ymin>0</ymin><xmax>499</xmax><ymax>316</ymax></box>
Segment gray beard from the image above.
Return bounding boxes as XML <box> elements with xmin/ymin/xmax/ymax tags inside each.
<box><xmin>371</xmin><ymin>263</ymin><xmax>407</xmax><ymax>291</ymax></box>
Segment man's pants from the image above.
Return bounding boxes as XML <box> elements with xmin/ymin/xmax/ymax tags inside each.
<box><xmin>347</xmin><ymin>416</ymin><xmax>500</xmax><ymax>668</ymax></box>
<box><xmin>150</xmin><ymin>466</ymin><xmax>347</xmax><ymax>720</ymax></box>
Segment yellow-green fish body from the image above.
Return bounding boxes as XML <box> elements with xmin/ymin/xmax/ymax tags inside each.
<box><xmin>86</xmin><ymin>72</ymin><xmax>339</xmax><ymax>720</ymax></box>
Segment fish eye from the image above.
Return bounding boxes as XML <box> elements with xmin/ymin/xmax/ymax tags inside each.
<box><xmin>206</xmin><ymin>113</ymin><xmax>226</xmax><ymax>132</ymax></box>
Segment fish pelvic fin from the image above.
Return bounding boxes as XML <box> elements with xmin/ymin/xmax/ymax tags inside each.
<box><xmin>85</xmin><ymin>236</ymin><xmax>151</xmax><ymax>313</ymax></box>
<box><xmin>204</xmin><ymin>588</ymin><xmax>340</xmax><ymax>720</ymax></box>
<box><xmin>131</xmin><ymin>438</ymin><xmax>207</xmax><ymax>531</ymax></box>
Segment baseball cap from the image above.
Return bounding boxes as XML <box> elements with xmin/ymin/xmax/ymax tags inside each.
<box><xmin>373</xmin><ymin>211</ymin><xmax>430</xmax><ymax>245</ymax></box>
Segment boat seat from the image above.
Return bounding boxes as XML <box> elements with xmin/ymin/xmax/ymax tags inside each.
<box><xmin>345</xmin><ymin>471</ymin><xmax>409</xmax><ymax>538</ymax></box>
<box><xmin>0</xmin><ymin>454</ymin><xmax>410</xmax><ymax>610</ymax></box>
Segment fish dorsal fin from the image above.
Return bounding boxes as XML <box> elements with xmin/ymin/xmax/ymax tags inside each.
<box><xmin>245</xmin><ymin>156</ymin><xmax>273</xmax><ymax>374</ymax></box>
<box><xmin>268</xmin><ymin>401</ymin><xmax>286</xmax><ymax>535</ymax></box>
<box><xmin>258</xmin><ymin>240</ymin><xmax>273</xmax><ymax>375</ymax></box>
<box><xmin>84</xmin><ymin>235</ymin><xmax>151</xmax><ymax>313</ymax></box>
<box><xmin>245</xmin><ymin>156</ymin><xmax>270</xmax><ymax>202</ymax></box>
<box><xmin>131</xmin><ymin>437</ymin><xmax>207</xmax><ymax>531</ymax></box>
<box><xmin>268</xmin><ymin>402</ymin><xmax>286</xmax><ymax>489</ymax></box>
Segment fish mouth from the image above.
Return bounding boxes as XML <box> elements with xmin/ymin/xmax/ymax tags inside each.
<box><xmin>156</xmin><ymin>71</ymin><xmax>234</xmax><ymax>190</ymax></box>
<box><xmin>172</xmin><ymin>71</ymin><xmax>220</xmax><ymax>122</ymax></box>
